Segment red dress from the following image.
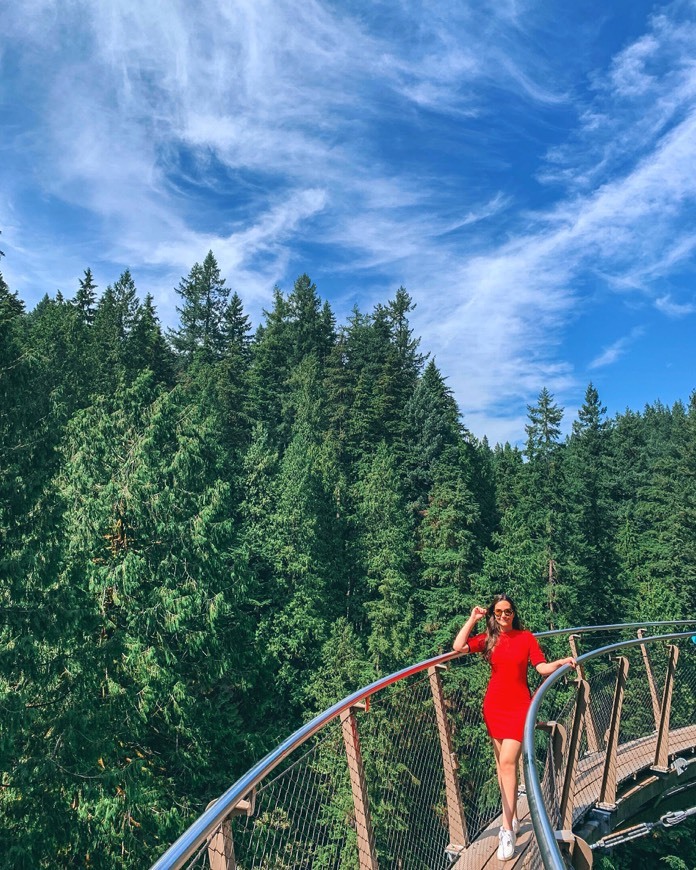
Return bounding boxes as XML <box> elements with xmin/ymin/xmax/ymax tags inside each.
<box><xmin>467</xmin><ymin>630</ymin><xmax>546</xmax><ymax>742</ymax></box>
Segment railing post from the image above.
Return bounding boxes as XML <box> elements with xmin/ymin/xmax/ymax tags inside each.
<box><xmin>207</xmin><ymin>816</ymin><xmax>234</xmax><ymax>870</ymax></box>
<box><xmin>597</xmin><ymin>656</ymin><xmax>629</xmax><ymax>809</ymax></box>
<box><xmin>340</xmin><ymin>703</ymin><xmax>378</xmax><ymax>870</ymax></box>
<box><xmin>554</xmin><ymin>830</ymin><xmax>593</xmax><ymax>870</ymax></box>
<box><xmin>537</xmin><ymin>720</ymin><xmax>567</xmax><ymax>829</ymax></box>
<box><xmin>428</xmin><ymin>665</ymin><xmax>469</xmax><ymax>852</ymax></box>
<box><xmin>536</xmin><ymin>719</ymin><xmax>567</xmax><ymax>785</ymax></box>
<box><xmin>637</xmin><ymin>628</ymin><xmax>661</xmax><ymax>729</ymax></box>
<box><xmin>569</xmin><ymin>635</ymin><xmax>599</xmax><ymax>754</ymax></box>
<box><xmin>205</xmin><ymin>792</ymin><xmax>255</xmax><ymax>870</ymax></box>
<box><xmin>651</xmin><ymin>644</ymin><xmax>680</xmax><ymax>773</ymax></box>
<box><xmin>559</xmin><ymin>679</ymin><xmax>590</xmax><ymax>831</ymax></box>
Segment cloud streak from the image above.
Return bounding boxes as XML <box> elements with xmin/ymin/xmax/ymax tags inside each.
<box><xmin>2</xmin><ymin>0</ymin><xmax>696</xmax><ymax>440</ymax></box>
<box><xmin>589</xmin><ymin>328</ymin><xmax>645</xmax><ymax>370</ymax></box>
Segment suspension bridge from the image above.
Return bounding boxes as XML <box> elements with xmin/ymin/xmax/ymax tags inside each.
<box><xmin>150</xmin><ymin>621</ymin><xmax>696</xmax><ymax>870</ymax></box>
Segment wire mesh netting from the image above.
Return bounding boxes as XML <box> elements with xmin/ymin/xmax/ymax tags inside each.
<box><xmin>358</xmin><ymin>674</ymin><xmax>448</xmax><ymax>868</ymax></box>
<box><xmin>178</xmin><ymin>662</ymin><xmax>494</xmax><ymax>870</ymax></box>
<box><xmin>165</xmin><ymin>632</ymin><xmax>695</xmax><ymax>870</ymax></box>
<box><xmin>523</xmin><ymin>637</ymin><xmax>695</xmax><ymax>870</ymax></box>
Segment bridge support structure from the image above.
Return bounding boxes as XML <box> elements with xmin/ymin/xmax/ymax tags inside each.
<box><xmin>525</xmin><ymin>630</ymin><xmax>695</xmax><ymax>870</ymax></box>
<box><xmin>149</xmin><ymin>622</ymin><xmax>696</xmax><ymax>870</ymax></box>
<box><xmin>597</xmin><ymin>656</ymin><xmax>629</xmax><ymax>810</ymax></box>
<box><xmin>428</xmin><ymin>663</ymin><xmax>469</xmax><ymax>856</ymax></box>
<box><xmin>652</xmin><ymin>644</ymin><xmax>680</xmax><ymax>773</ymax></box>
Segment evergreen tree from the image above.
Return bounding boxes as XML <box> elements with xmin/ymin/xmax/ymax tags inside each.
<box><xmin>24</xmin><ymin>292</ymin><xmax>93</xmax><ymax>416</ymax></box>
<box><xmin>6</xmin><ymin>371</ymin><xmax>255</xmax><ymax>866</ymax></box>
<box><xmin>480</xmin><ymin>390</ymin><xmax>575</xmax><ymax>629</ymax></box>
<box><xmin>339</xmin><ymin>303</ymin><xmax>417</xmax><ymax>463</ymax></box>
<box><xmin>253</xmin><ymin>357</ymin><xmax>346</xmax><ymax>710</ymax></box>
<box><xmin>170</xmin><ymin>251</ymin><xmax>229</xmax><ymax>363</ymax></box>
<box><xmin>91</xmin><ymin>272</ymin><xmax>145</xmax><ymax>394</ymax></box>
<box><xmin>491</xmin><ymin>442</ymin><xmax>524</xmax><ymax>517</ymax></box>
<box><xmin>522</xmin><ymin>388</ymin><xmax>570</xmax><ymax>625</ymax></box>
<box><xmin>111</xmin><ymin>269</ymin><xmax>140</xmax><ymax>338</ymax></box>
<box><xmin>566</xmin><ymin>383</ymin><xmax>620</xmax><ymax>622</ymax></box>
<box><xmin>128</xmin><ymin>293</ymin><xmax>175</xmax><ymax>386</ymax></box>
<box><xmin>73</xmin><ymin>268</ymin><xmax>98</xmax><ymax>325</ymax></box>
<box><xmin>354</xmin><ymin>442</ymin><xmax>415</xmax><ymax>671</ymax></box>
<box><xmin>217</xmin><ymin>292</ymin><xmax>253</xmax><ymax>453</ymax></box>
<box><xmin>248</xmin><ymin>288</ymin><xmax>292</xmax><ymax>443</ymax></box>
<box><xmin>0</xmin><ymin>270</ymin><xmax>32</xmax><ymax>595</ymax></box>
<box><xmin>676</xmin><ymin>393</ymin><xmax>696</xmax><ymax>611</ymax></box>
<box><xmin>417</xmin><ymin>443</ymin><xmax>482</xmax><ymax>653</ymax></box>
<box><xmin>627</xmin><ymin>401</ymin><xmax>690</xmax><ymax>619</ymax></box>
<box><xmin>385</xmin><ymin>286</ymin><xmax>426</xmax><ymax>384</ymax></box>
<box><xmin>221</xmin><ymin>291</ymin><xmax>252</xmax><ymax>358</ymax></box>
<box><xmin>286</xmin><ymin>273</ymin><xmax>335</xmax><ymax>366</ymax></box>
<box><xmin>403</xmin><ymin>359</ymin><xmax>460</xmax><ymax>509</ymax></box>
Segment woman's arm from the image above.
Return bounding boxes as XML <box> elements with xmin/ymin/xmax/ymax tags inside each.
<box><xmin>535</xmin><ymin>656</ymin><xmax>576</xmax><ymax>676</ymax></box>
<box><xmin>453</xmin><ymin>606</ymin><xmax>487</xmax><ymax>653</ymax></box>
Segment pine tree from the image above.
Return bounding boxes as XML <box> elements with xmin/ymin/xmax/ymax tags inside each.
<box><xmin>286</xmin><ymin>273</ymin><xmax>335</xmax><ymax>366</ymax></box>
<box><xmin>625</xmin><ymin>401</ymin><xmax>690</xmax><ymax>620</ymax></box>
<box><xmin>24</xmin><ymin>291</ymin><xmax>93</xmax><ymax>416</ymax></box>
<box><xmin>480</xmin><ymin>390</ymin><xmax>574</xmax><ymax>629</ymax></box>
<box><xmin>522</xmin><ymin>388</ymin><xmax>569</xmax><ymax>625</ymax></box>
<box><xmin>73</xmin><ymin>268</ymin><xmax>98</xmax><ymax>325</ymax></box>
<box><xmin>11</xmin><ymin>371</ymin><xmax>256</xmax><ymax>866</ymax></box>
<box><xmin>169</xmin><ymin>251</ymin><xmax>229</xmax><ymax>363</ymax></box>
<box><xmin>128</xmin><ymin>293</ymin><xmax>175</xmax><ymax>386</ymax></box>
<box><xmin>339</xmin><ymin>304</ymin><xmax>416</xmax><ymax>463</ymax></box>
<box><xmin>403</xmin><ymin>360</ymin><xmax>460</xmax><ymax>509</ymax></box>
<box><xmin>0</xmin><ymin>270</ymin><xmax>30</xmax><ymax>573</ymax></box>
<box><xmin>90</xmin><ymin>271</ymin><xmax>145</xmax><ymax>394</ymax></box>
<box><xmin>252</xmin><ymin>357</ymin><xmax>346</xmax><ymax>710</ymax></box>
<box><xmin>417</xmin><ymin>443</ymin><xmax>482</xmax><ymax>653</ymax></box>
<box><xmin>111</xmin><ymin>269</ymin><xmax>140</xmax><ymax>338</ymax></box>
<box><xmin>566</xmin><ymin>383</ymin><xmax>620</xmax><ymax>621</ymax></box>
<box><xmin>217</xmin><ymin>292</ymin><xmax>253</xmax><ymax>453</ymax></box>
<box><xmin>385</xmin><ymin>286</ymin><xmax>426</xmax><ymax>383</ymax></box>
<box><xmin>248</xmin><ymin>288</ymin><xmax>292</xmax><ymax>443</ymax></box>
<box><xmin>354</xmin><ymin>442</ymin><xmax>415</xmax><ymax>671</ymax></box>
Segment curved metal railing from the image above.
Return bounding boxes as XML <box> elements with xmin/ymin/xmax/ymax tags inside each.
<box><xmin>151</xmin><ymin>620</ymin><xmax>696</xmax><ymax>870</ymax></box>
<box><xmin>523</xmin><ymin>629</ymin><xmax>696</xmax><ymax>869</ymax></box>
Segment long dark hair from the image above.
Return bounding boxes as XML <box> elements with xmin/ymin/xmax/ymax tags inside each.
<box><xmin>484</xmin><ymin>594</ymin><xmax>522</xmax><ymax>661</ymax></box>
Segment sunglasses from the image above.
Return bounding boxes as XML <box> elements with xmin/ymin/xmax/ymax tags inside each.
<box><xmin>494</xmin><ymin>609</ymin><xmax>514</xmax><ymax>617</ymax></box>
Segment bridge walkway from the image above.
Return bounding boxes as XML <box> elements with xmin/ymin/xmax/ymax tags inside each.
<box><xmin>149</xmin><ymin>623</ymin><xmax>696</xmax><ymax>870</ymax></box>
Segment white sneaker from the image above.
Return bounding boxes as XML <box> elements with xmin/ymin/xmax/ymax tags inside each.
<box><xmin>512</xmin><ymin>816</ymin><xmax>520</xmax><ymax>835</ymax></box>
<box><xmin>497</xmin><ymin>827</ymin><xmax>516</xmax><ymax>861</ymax></box>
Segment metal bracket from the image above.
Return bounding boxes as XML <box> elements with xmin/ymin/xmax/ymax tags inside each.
<box><xmin>673</xmin><ymin>757</ymin><xmax>688</xmax><ymax>776</ymax></box>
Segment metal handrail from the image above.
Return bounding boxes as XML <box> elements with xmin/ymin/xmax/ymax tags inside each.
<box><xmin>523</xmin><ymin>629</ymin><xmax>696</xmax><ymax>870</ymax></box>
<box><xmin>535</xmin><ymin>619</ymin><xmax>696</xmax><ymax>639</ymax></box>
<box><xmin>151</xmin><ymin>619</ymin><xmax>696</xmax><ymax>870</ymax></box>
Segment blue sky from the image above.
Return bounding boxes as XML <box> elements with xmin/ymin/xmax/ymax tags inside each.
<box><xmin>3</xmin><ymin>0</ymin><xmax>696</xmax><ymax>444</ymax></box>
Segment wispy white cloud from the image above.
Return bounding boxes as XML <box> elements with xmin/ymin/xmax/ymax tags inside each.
<box><xmin>589</xmin><ymin>327</ymin><xmax>645</xmax><ymax>370</ymax></box>
<box><xmin>655</xmin><ymin>294</ymin><xmax>696</xmax><ymax>317</ymax></box>
<box><xmin>2</xmin><ymin>0</ymin><xmax>696</xmax><ymax>442</ymax></box>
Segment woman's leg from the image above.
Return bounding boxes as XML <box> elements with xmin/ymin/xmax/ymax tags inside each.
<box><xmin>491</xmin><ymin>739</ymin><xmax>503</xmax><ymax>812</ymax></box>
<box><xmin>492</xmin><ymin>738</ymin><xmax>521</xmax><ymax>830</ymax></box>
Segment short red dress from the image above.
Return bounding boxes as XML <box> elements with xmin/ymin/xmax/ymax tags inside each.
<box><xmin>467</xmin><ymin>630</ymin><xmax>546</xmax><ymax>742</ymax></box>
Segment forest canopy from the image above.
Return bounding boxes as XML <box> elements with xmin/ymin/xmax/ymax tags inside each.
<box><xmin>1</xmin><ymin>251</ymin><xmax>695</xmax><ymax>866</ymax></box>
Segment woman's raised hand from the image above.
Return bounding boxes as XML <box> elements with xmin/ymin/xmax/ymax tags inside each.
<box><xmin>470</xmin><ymin>605</ymin><xmax>487</xmax><ymax>621</ymax></box>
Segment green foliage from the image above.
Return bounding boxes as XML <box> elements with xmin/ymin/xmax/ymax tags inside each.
<box><xmin>169</xmin><ymin>251</ymin><xmax>230</xmax><ymax>363</ymax></box>
<box><xmin>354</xmin><ymin>442</ymin><xmax>415</xmax><ymax>671</ymax></box>
<box><xmin>72</xmin><ymin>268</ymin><xmax>98</xmax><ymax>325</ymax></box>
<box><xmin>595</xmin><ymin>817</ymin><xmax>696</xmax><ymax>870</ymax></box>
<box><xmin>2</xmin><ymin>255</ymin><xmax>696</xmax><ymax>866</ymax></box>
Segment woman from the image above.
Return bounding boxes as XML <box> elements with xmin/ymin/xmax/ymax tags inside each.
<box><xmin>453</xmin><ymin>595</ymin><xmax>576</xmax><ymax>862</ymax></box>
